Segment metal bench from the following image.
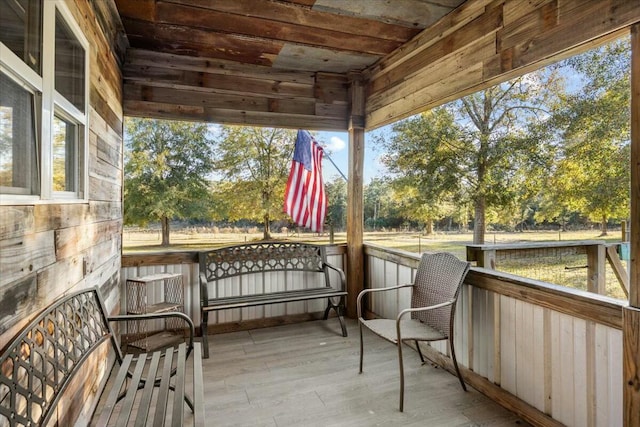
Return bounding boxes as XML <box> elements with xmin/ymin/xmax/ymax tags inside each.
<box><xmin>198</xmin><ymin>241</ymin><xmax>348</xmax><ymax>358</ymax></box>
<box><xmin>0</xmin><ymin>287</ymin><xmax>204</xmax><ymax>427</ymax></box>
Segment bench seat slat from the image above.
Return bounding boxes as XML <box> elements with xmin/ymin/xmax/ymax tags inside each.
<box><xmin>204</xmin><ymin>289</ymin><xmax>348</xmax><ymax>310</ymax></box>
<box><xmin>134</xmin><ymin>350</ymin><xmax>162</xmax><ymax>427</ymax></box>
<box><xmin>172</xmin><ymin>344</ymin><xmax>187</xmax><ymax>427</ymax></box>
<box><xmin>117</xmin><ymin>353</ymin><xmax>148</xmax><ymax>426</ymax></box>
<box><xmin>97</xmin><ymin>354</ymin><xmax>134</xmax><ymax>426</ymax></box>
<box><xmin>193</xmin><ymin>343</ymin><xmax>205</xmax><ymax>427</ymax></box>
<box><xmin>153</xmin><ymin>347</ymin><xmax>175</xmax><ymax>427</ymax></box>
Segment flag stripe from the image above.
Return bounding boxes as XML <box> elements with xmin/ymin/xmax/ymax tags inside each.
<box><xmin>284</xmin><ymin>130</ymin><xmax>327</xmax><ymax>232</ymax></box>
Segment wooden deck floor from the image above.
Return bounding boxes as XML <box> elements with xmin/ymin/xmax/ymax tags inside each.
<box><xmin>195</xmin><ymin>319</ymin><xmax>531</xmax><ymax>427</ymax></box>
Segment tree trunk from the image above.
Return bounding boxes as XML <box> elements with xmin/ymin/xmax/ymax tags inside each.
<box><xmin>425</xmin><ymin>220</ymin><xmax>433</xmax><ymax>235</ymax></box>
<box><xmin>600</xmin><ymin>216</ymin><xmax>609</xmax><ymax>236</ymax></box>
<box><xmin>263</xmin><ymin>213</ymin><xmax>271</xmax><ymax>240</ymax></box>
<box><xmin>473</xmin><ymin>196</ymin><xmax>486</xmax><ymax>244</ymax></box>
<box><xmin>161</xmin><ymin>216</ymin><xmax>170</xmax><ymax>246</ymax></box>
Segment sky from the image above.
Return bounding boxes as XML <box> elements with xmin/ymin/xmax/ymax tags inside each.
<box><xmin>314</xmin><ymin>129</ymin><xmax>387</xmax><ymax>184</ymax></box>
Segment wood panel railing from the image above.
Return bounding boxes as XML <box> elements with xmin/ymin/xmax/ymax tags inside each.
<box><xmin>120</xmin><ymin>245</ymin><xmax>347</xmax><ymax>331</ymax></box>
<box><xmin>364</xmin><ymin>243</ymin><xmax>625</xmax><ymax>427</ymax></box>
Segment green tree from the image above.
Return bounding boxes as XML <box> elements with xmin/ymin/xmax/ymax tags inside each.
<box><xmin>363</xmin><ymin>178</ymin><xmax>398</xmax><ymax>231</ymax></box>
<box><xmin>453</xmin><ymin>73</ymin><xmax>561</xmax><ymax>243</ymax></box>
<box><xmin>212</xmin><ymin>126</ymin><xmax>296</xmax><ymax>239</ymax></box>
<box><xmin>124</xmin><ymin>118</ymin><xmax>214</xmax><ymax>246</ymax></box>
<box><xmin>380</xmin><ymin>72</ymin><xmax>561</xmax><ymax>243</ymax></box>
<box><xmin>325</xmin><ymin>176</ymin><xmax>347</xmax><ymax>230</ymax></box>
<box><xmin>380</xmin><ymin>108</ymin><xmax>467</xmax><ymax>235</ymax></box>
<box><xmin>537</xmin><ymin>38</ymin><xmax>631</xmax><ymax>234</ymax></box>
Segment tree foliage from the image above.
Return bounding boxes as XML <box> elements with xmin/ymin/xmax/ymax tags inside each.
<box><xmin>211</xmin><ymin>126</ymin><xmax>296</xmax><ymax>239</ymax></box>
<box><xmin>379</xmin><ymin>108</ymin><xmax>464</xmax><ymax>233</ymax></box>
<box><xmin>536</xmin><ymin>38</ymin><xmax>631</xmax><ymax>234</ymax></box>
<box><xmin>124</xmin><ymin>118</ymin><xmax>215</xmax><ymax>246</ymax></box>
<box><xmin>325</xmin><ymin>176</ymin><xmax>347</xmax><ymax>230</ymax></box>
<box><xmin>380</xmin><ymin>72</ymin><xmax>562</xmax><ymax>242</ymax></box>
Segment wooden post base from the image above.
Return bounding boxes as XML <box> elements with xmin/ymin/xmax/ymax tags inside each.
<box><xmin>623</xmin><ymin>305</ymin><xmax>640</xmax><ymax>427</ymax></box>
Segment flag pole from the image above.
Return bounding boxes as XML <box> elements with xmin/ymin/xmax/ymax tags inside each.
<box><xmin>322</xmin><ymin>150</ymin><xmax>348</xmax><ymax>182</ymax></box>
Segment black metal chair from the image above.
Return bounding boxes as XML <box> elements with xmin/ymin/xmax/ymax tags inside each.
<box><xmin>357</xmin><ymin>252</ymin><xmax>470</xmax><ymax>412</ymax></box>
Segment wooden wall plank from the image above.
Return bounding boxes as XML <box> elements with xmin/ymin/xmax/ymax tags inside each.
<box><xmin>54</xmin><ymin>219</ymin><xmax>122</xmax><ymax>260</ymax></box>
<box><xmin>122</xmin><ymin>49</ymin><xmax>349</xmax><ymax>130</ymax></box>
<box><xmin>0</xmin><ymin>231</ymin><xmax>56</xmax><ymax>287</ymax></box>
<box><xmin>123</xmin><ymin>65</ymin><xmax>317</xmax><ymax>100</ymax></box>
<box><xmin>0</xmin><ymin>13</ymin><xmax>124</xmax><ymax>426</ymax></box>
<box><xmin>0</xmin><ymin>206</ymin><xmax>34</xmax><ymax>240</ymax></box>
<box><xmin>0</xmin><ymin>274</ymin><xmax>37</xmax><ymax>339</ymax></box>
<box><xmin>123</xmin><ymin>99</ymin><xmax>348</xmax><ymax>130</ymax></box>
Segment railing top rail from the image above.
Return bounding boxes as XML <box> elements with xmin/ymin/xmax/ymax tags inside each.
<box><xmin>466</xmin><ymin>240</ymin><xmax>608</xmax><ymax>251</ymax></box>
<box><xmin>122</xmin><ymin>244</ymin><xmax>347</xmax><ymax>267</ymax></box>
<box><xmin>363</xmin><ymin>243</ymin><xmax>625</xmax><ymax>330</ymax></box>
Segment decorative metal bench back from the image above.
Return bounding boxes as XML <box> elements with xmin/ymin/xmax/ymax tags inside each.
<box><xmin>0</xmin><ymin>288</ymin><xmax>117</xmax><ymax>427</ymax></box>
<box><xmin>200</xmin><ymin>242</ymin><xmax>326</xmax><ymax>282</ymax></box>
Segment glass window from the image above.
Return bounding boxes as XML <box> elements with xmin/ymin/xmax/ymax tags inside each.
<box><xmin>0</xmin><ymin>0</ymin><xmax>42</xmax><ymax>74</ymax></box>
<box><xmin>55</xmin><ymin>10</ymin><xmax>85</xmax><ymax>111</ymax></box>
<box><xmin>52</xmin><ymin>114</ymin><xmax>77</xmax><ymax>193</ymax></box>
<box><xmin>0</xmin><ymin>72</ymin><xmax>39</xmax><ymax>195</ymax></box>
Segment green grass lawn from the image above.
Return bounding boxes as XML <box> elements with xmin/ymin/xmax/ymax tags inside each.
<box><xmin>123</xmin><ymin>228</ymin><xmax>627</xmax><ymax>300</ymax></box>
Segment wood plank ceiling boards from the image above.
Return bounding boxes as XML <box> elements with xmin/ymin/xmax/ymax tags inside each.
<box><xmin>115</xmin><ymin>0</ymin><xmax>464</xmax><ymax>130</ymax></box>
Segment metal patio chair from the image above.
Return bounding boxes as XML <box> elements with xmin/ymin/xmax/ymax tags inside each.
<box><xmin>357</xmin><ymin>252</ymin><xmax>470</xmax><ymax>412</ymax></box>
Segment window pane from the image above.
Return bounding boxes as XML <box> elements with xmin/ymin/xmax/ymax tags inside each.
<box><xmin>52</xmin><ymin>114</ymin><xmax>76</xmax><ymax>192</ymax></box>
<box><xmin>0</xmin><ymin>72</ymin><xmax>39</xmax><ymax>195</ymax></box>
<box><xmin>55</xmin><ymin>11</ymin><xmax>85</xmax><ymax>111</ymax></box>
<box><xmin>0</xmin><ymin>0</ymin><xmax>42</xmax><ymax>74</ymax></box>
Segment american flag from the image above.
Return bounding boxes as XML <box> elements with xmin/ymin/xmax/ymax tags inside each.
<box><xmin>284</xmin><ymin>130</ymin><xmax>327</xmax><ymax>232</ymax></box>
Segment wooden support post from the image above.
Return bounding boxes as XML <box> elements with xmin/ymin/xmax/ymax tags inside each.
<box><xmin>586</xmin><ymin>244</ymin><xmax>606</xmax><ymax>295</ymax></box>
<box><xmin>625</xmin><ymin>22</ymin><xmax>640</xmax><ymax>427</ymax></box>
<box><xmin>346</xmin><ymin>71</ymin><xmax>365</xmax><ymax>318</ymax></box>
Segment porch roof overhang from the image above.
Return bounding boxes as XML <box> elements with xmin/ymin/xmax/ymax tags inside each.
<box><xmin>109</xmin><ymin>0</ymin><xmax>640</xmax><ymax>132</ymax></box>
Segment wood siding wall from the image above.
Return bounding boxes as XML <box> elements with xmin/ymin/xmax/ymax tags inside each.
<box><xmin>0</xmin><ymin>1</ymin><xmax>124</xmax><ymax>424</ymax></box>
<box><xmin>364</xmin><ymin>244</ymin><xmax>625</xmax><ymax>427</ymax></box>
<box><xmin>365</xmin><ymin>0</ymin><xmax>640</xmax><ymax>129</ymax></box>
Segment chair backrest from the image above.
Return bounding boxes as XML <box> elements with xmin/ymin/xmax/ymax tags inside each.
<box><xmin>411</xmin><ymin>252</ymin><xmax>470</xmax><ymax>336</ymax></box>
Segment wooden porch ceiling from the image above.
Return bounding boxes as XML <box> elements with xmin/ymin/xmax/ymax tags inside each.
<box><xmin>112</xmin><ymin>1</ymin><xmax>640</xmax><ymax>131</ymax></box>
<box><xmin>114</xmin><ymin>0</ymin><xmax>465</xmax><ymax>130</ymax></box>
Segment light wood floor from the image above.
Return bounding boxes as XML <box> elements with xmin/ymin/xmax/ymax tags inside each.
<box><xmin>194</xmin><ymin>319</ymin><xmax>531</xmax><ymax>427</ymax></box>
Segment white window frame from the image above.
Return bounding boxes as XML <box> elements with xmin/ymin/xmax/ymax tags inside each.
<box><xmin>0</xmin><ymin>0</ymin><xmax>89</xmax><ymax>204</ymax></box>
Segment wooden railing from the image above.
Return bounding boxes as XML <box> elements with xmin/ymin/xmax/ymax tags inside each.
<box><xmin>120</xmin><ymin>243</ymin><xmax>625</xmax><ymax>426</ymax></box>
<box><xmin>466</xmin><ymin>240</ymin><xmax>629</xmax><ymax>298</ymax></box>
<box><xmin>364</xmin><ymin>243</ymin><xmax>625</xmax><ymax>427</ymax></box>
<box><xmin>120</xmin><ymin>245</ymin><xmax>347</xmax><ymax>330</ymax></box>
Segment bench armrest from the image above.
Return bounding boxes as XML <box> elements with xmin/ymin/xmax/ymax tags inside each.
<box><xmin>323</xmin><ymin>261</ymin><xmax>346</xmax><ymax>291</ymax></box>
<box><xmin>108</xmin><ymin>311</ymin><xmax>196</xmax><ymax>358</ymax></box>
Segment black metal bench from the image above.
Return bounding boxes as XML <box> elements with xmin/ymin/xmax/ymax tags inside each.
<box><xmin>198</xmin><ymin>242</ymin><xmax>348</xmax><ymax>358</ymax></box>
<box><xmin>0</xmin><ymin>287</ymin><xmax>204</xmax><ymax>427</ymax></box>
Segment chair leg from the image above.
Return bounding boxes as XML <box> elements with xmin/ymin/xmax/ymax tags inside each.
<box><xmin>201</xmin><ymin>312</ymin><xmax>209</xmax><ymax>359</ymax></box>
<box><xmin>398</xmin><ymin>339</ymin><xmax>405</xmax><ymax>412</ymax></box>
<box><xmin>359</xmin><ymin>321</ymin><xmax>364</xmax><ymax>373</ymax></box>
<box><xmin>415</xmin><ymin>340</ymin><xmax>425</xmax><ymax>363</ymax></box>
<box><xmin>449</xmin><ymin>338</ymin><xmax>467</xmax><ymax>392</ymax></box>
